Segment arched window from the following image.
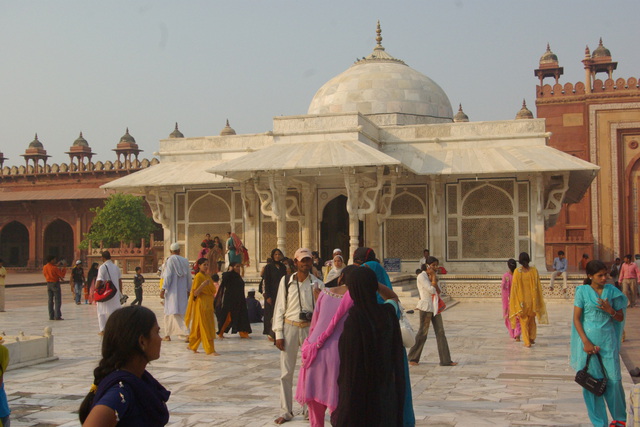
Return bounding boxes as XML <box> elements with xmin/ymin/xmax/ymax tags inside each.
<box><xmin>176</xmin><ymin>190</ymin><xmax>241</xmax><ymax>260</ymax></box>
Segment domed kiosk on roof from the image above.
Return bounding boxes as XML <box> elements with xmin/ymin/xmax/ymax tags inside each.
<box><xmin>308</xmin><ymin>21</ymin><xmax>453</xmax><ymax>126</ymax></box>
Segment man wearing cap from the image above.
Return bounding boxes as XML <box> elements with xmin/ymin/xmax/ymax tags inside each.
<box><xmin>273</xmin><ymin>248</ymin><xmax>323</xmax><ymax>425</ymax></box>
<box><xmin>160</xmin><ymin>243</ymin><xmax>191</xmax><ymax>341</ymax></box>
<box><xmin>71</xmin><ymin>260</ymin><xmax>85</xmax><ymax>305</ymax></box>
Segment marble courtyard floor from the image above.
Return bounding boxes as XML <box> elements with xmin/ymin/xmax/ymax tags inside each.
<box><xmin>0</xmin><ymin>286</ymin><xmax>634</xmax><ymax>426</ymax></box>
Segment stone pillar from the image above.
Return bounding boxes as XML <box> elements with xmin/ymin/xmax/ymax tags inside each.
<box><xmin>429</xmin><ymin>178</ymin><xmax>446</xmax><ymax>260</ymax></box>
<box><xmin>532</xmin><ymin>174</ymin><xmax>547</xmax><ymax>269</ymax></box>
<box><xmin>240</xmin><ymin>180</ymin><xmax>259</xmax><ymax>271</ymax></box>
<box><xmin>300</xmin><ymin>182</ymin><xmax>317</xmax><ymax>250</ymax></box>
<box><xmin>344</xmin><ymin>172</ymin><xmax>361</xmax><ymax>262</ymax></box>
<box><xmin>28</xmin><ymin>216</ymin><xmax>37</xmax><ymax>269</ymax></box>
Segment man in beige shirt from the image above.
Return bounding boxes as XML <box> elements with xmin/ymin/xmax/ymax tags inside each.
<box><xmin>273</xmin><ymin>248</ymin><xmax>323</xmax><ymax>424</ymax></box>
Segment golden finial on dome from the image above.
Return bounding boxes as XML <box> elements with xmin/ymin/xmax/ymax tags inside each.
<box><xmin>376</xmin><ymin>20</ymin><xmax>382</xmax><ymax>46</ymax></box>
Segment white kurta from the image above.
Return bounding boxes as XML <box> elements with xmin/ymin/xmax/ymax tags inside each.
<box><xmin>161</xmin><ymin>254</ymin><xmax>191</xmax><ymax>315</ymax></box>
<box><xmin>161</xmin><ymin>254</ymin><xmax>191</xmax><ymax>337</ymax></box>
<box><xmin>96</xmin><ymin>260</ymin><xmax>122</xmax><ymax>332</ymax></box>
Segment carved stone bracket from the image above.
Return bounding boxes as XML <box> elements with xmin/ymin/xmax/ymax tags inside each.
<box><xmin>146</xmin><ymin>189</ymin><xmax>173</xmax><ymax>229</ymax></box>
<box><xmin>254</xmin><ymin>179</ymin><xmax>275</xmax><ymax>221</ymax></box>
<box><xmin>376</xmin><ymin>169</ymin><xmax>398</xmax><ymax>225</ymax></box>
<box><xmin>240</xmin><ymin>180</ymin><xmax>256</xmax><ymax>227</ymax></box>
<box><xmin>543</xmin><ymin>173</ymin><xmax>570</xmax><ymax>228</ymax></box>
<box><xmin>344</xmin><ymin>166</ymin><xmax>387</xmax><ymax>221</ymax></box>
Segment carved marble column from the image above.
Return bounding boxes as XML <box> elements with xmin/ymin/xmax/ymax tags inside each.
<box><xmin>344</xmin><ymin>171</ymin><xmax>361</xmax><ymax>262</ymax></box>
<box><xmin>240</xmin><ymin>180</ymin><xmax>259</xmax><ymax>270</ymax></box>
<box><xmin>300</xmin><ymin>182</ymin><xmax>317</xmax><ymax>250</ymax></box>
<box><xmin>429</xmin><ymin>177</ymin><xmax>445</xmax><ymax>259</ymax></box>
<box><xmin>532</xmin><ymin>174</ymin><xmax>547</xmax><ymax>270</ymax></box>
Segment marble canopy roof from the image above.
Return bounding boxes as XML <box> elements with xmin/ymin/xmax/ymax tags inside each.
<box><xmin>385</xmin><ymin>142</ymin><xmax>599</xmax><ymax>203</ymax></box>
<box><xmin>206</xmin><ymin>140</ymin><xmax>401</xmax><ymax>180</ymax></box>
<box><xmin>101</xmin><ymin>160</ymin><xmax>232</xmax><ymax>192</ymax></box>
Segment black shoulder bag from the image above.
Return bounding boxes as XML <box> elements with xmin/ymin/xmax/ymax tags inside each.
<box><xmin>575</xmin><ymin>353</ymin><xmax>607</xmax><ymax>396</ymax></box>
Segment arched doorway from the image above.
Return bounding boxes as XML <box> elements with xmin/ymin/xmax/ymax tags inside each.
<box><xmin>0</xmin><ymin>221</ymin><xmax>29</xmax><ymax>267</ymax></box>
<box><xmin>44</xmin><ymin>219</ymin><xmax>74</xmax><ymax>264</ymax></box>
<box><xmin>320</xmin><ymin>195</ymin><xmax>362</xmax><ymax>262</ymax></box>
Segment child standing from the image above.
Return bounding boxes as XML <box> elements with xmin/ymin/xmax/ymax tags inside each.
<box><xmin>130</xmin><ymin>267</ymin><xmax>145</xmax><ymax>306</ymax></box>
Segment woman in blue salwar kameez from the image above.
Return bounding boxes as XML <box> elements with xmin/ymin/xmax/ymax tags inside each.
<box><xmin>571</xmin><ymin>260</ymin><xmax>627</xmax><ymax>427</ymax></box>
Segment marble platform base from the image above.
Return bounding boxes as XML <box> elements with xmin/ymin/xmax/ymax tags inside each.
<box><xmin>2</xmin><ymin>327</ymin><xmax>57</xmax><ymax>370</ymax></box>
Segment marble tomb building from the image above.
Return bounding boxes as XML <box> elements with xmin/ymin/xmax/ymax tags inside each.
<box><xmin>106</xmin><ymin>25</ymin><xmax>598</xmax><ymax>274</ymax></box>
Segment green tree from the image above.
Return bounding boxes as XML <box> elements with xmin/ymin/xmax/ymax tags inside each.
<box><xmin>80</xmin><ymin>193</ymin><xmax>156</xmax><ymax>249</ymax></box>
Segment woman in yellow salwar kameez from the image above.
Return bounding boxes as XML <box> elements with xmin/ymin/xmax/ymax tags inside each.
<box><xmin>509</xmin><ymin>252</ymin><xmax>548</xmax><ymax>348</ymax></box>
<box><xmin>185</xmin><ymin>258</ymin><xmax>220</xmax><ymax>355</ymax></box>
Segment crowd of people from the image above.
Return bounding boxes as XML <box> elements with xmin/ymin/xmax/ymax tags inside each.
<box><xmin>23</xmin><ymin>239</ymin><xmax>635</xmax><ymax>426</ymax></box>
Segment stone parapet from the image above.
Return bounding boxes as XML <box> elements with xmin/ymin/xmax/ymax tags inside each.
<box><xmin>536</xmin><ymin>77</ymin><xmax>640</xmax><ymax>100</ymax></box>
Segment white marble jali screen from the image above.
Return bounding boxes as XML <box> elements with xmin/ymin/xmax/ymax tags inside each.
<box><xmin>384</xmin><ymin>187</ymin><xmax>428</xmax><ymax>260</ymax></box>
<box><xmin>446</xmin><ymin>179</ymin><xmax>529</xmax><ymax>261</ymax></box>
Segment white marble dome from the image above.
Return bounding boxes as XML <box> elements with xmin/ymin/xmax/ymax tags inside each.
<box><xmin>308</xmin><ymin>30</ymin><xmax>453</xmax><ymax>120</ymax></box>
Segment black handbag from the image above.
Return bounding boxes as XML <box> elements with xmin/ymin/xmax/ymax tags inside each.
<box><xmin>575</xmin><ymin>353</ymin><xmax>607</xmax><ymax>396</ymax></box>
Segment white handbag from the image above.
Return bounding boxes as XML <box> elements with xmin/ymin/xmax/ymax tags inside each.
<box><xmin>398</xmin><ymin>304</ymin><xmax>416</xmax><ymax>348</ymax></box>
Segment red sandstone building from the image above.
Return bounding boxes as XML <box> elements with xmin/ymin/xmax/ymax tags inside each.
<box><xmin>536</xmin><ymin>40</ymin><xmax>640</xmax><ymax>267</ymax></box>
<box><xmin>0</xmin><ymin>129</ymin><xmax>159</xmax><ymax>270</ymax></box>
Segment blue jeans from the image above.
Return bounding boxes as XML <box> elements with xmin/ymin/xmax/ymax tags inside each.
<box><xmin>47</xmin><ymin>282</ymin><xmax>62</xmax><ymax>320</ymax></box>
<box><xmin>1</xmin><ymin>414</ymin><xmax>10</xmax><ymax>426</ymax></box>
<box><xmin>74</xmin><ymin>281</ymin><xmax>83</xmax><ymax>304</ymax></box>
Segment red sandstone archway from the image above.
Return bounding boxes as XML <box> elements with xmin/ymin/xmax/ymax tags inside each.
<box><xmin>43</xmin><ymin>219</ymin><xmax>74</xmax><ymax>265</ymax></box>
<box><xmin>0</xmin><ymin>221</ymin><xmax>29</xmax><ymax>267</ymax></box>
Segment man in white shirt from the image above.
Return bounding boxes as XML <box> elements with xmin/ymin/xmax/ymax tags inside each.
<box><xmin>549</xmin><ymin>250</ymin><xmax>568</xmax><ymax>293</ymax></box>
<box><xmin>273</xmin><ymin>248</ymin><xmax>323</xmax><ymax>425</ymax></box>
<box><xmin>160</xmin><ymin>243</ymin><xmax>191</xmax><ymax>341</ymax></box>
<box><xmin>419</xmin><ymin>249</ymin><xmax>430</xmax><ymax>266</ymax></box>
<box><xmin>95</xmin><ymin>251</ymin><xmax>122</xmax><ymax>335</ymax></box>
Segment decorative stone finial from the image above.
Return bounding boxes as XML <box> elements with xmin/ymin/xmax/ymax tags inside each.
<box><xmin>376</xmin><ymin>20</ymin><xmax>382</xmax><ymax>46</ymax></box>
<box><xmin>220</xmin><ymin>119</ymin><xmax>236</xmax><ymax>136</ymax></box>
<box><xmin>169</xmin><ymin>122</ymin><xmax>184</xmax><ymax>138</ymax></box>
<box><xmin>453</xmin><ymin>104</ymin><xmax>469</xmax><ymax>123</ymax></box>
<box><xmin>584</xmin><ymin>45</ymin><xmax>591</xmax><ymax>59</ymax></box>
<box><xmin>515</xmin><ymin>99</ymin><xmax>534</xmax><ymax>120</ymax></box>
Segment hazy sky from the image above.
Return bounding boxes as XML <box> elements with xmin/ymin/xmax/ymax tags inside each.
<box><xmin>1</xmin><ymin>1</ymin><xmax>638</xmax><ymax>164</ymax></box>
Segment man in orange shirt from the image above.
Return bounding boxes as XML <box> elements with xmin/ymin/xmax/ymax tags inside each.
<box><xmin>43</xmin><ymin>255</ymin><xmax>67</xmax><ymax>320</ymax></box>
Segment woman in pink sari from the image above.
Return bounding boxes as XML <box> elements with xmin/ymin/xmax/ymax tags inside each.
<box><xmin>501</xmin><ymin>259</ymin><xmax>521</xmax><ymax>340</ymax></box>
<box><xmin>296</xmin><ymin>265</ymin><xmax>398</xmax><ymax>426</ymax></box>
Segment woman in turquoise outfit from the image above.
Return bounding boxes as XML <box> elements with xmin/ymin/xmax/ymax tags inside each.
<box><xmin>571</xmin><ymin>260</ymin><xmax>627</xmax><ymax>427</ymax></box>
